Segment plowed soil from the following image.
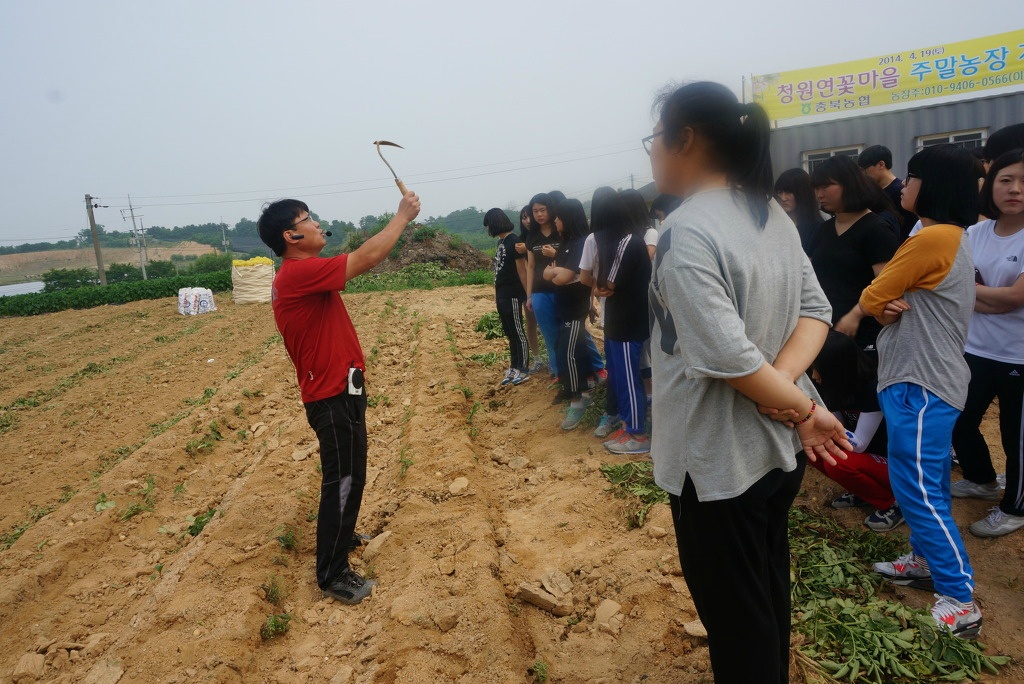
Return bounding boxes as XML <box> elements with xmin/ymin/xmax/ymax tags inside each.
<box><xmin>0</xmin><ymin>286</ymin><xmax>1020</xmax><ymax>684</ymax></box>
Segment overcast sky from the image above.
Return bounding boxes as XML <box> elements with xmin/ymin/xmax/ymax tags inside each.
<box><xmin>0</xmin><ymin>1</ymin><xmax>1019</xmax><ymax>246</ymax></box>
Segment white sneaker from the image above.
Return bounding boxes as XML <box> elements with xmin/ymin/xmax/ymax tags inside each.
<box><xmin>872</xmin><ymin>552</ymin><xmax>932</xmax><ymax>589</ymax></box>
<box><xmin>930</xmin><ymin>594</ymin><xmax>982</xmax><ymax>639</ymax></box>
<box><xmin>950</xmin><ymin>479</ymin><xmax>1002</xmax><ymax>501</ymax></box>
<box><xmin>970</xmin><ymin>507</ymin><xmax>1024</xmax><ymax>538</ymax></box>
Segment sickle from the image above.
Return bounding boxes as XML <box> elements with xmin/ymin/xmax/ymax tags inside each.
<box><xmin>373</xmin><ymin>140</ymin><xmax>408</xmax><ymax>195</ymax></box>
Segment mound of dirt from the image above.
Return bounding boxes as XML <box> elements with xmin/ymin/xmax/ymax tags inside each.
<box><xmin>367</xmin><ymin>225</ymin><xmax>492</xmax><ymax>274</ymax></box>
<box><xmin>0</xmin><ymin>288</ymin><xmax>1020</xmax><ymax>684</ymax></box>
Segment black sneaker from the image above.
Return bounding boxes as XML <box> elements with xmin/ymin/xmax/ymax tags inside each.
<box><xmin>350</xmin><ymin>532</ymin><xmax>374</xmax><ymax>549</ymax></box>
<box><xmin>323</xmin><ymin>567</ymin><xmax>376</xmax><ymax>605</ymax></box>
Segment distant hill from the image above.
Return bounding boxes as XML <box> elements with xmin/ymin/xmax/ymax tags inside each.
<box><xmin>0</xmin><ymin>242</ymin><xmax>217</xmax><ymax>285</ymax></box>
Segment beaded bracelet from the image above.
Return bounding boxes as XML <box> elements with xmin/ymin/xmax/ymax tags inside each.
<box><xmin>793</xmin><ymin>399</ymin><xmax>816</xmax><ymax>426</ymax></box>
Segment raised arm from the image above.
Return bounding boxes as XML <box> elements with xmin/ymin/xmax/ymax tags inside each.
<box><xmin>346</xmin><ymin>192</ymin><xmax>421</xmax><ymax>280</ymax></box>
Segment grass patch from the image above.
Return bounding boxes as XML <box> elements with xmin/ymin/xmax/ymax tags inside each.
<box><xmin>260</xmin><ymin>612</ymin><xmax>292</xmax><ymax>640</ymax></box>
<box><xmin>187</xmin><ymin>508</ymin><xmax>217</xmax><ymax>536</ymax></box>
<box><xmin>276</xmin><ymin>524</ymin><xmax>299</xmax><ymax>551</ymax></box>
<box><xmin>599</xmin><ymin>461</ymin><xmax>668</xmax><ymax>528</ymax></box>
<box><xmin>261</xmin><ymin>575</ymin><xmax>285</xmax><ymax>605</ymax></box>
<box><xmin>469</xmin><ymin>351</ymin><xmax>509</xmax><ymax>368</ymax></box>
<box><xmin>474</xmin><ymin>311</ymin><xmax>504</xmax><ymax>340</ymax></box>
<box><xmin>399</xmin><ymin>448</ymin><xmax>414</xmax><ymax>478</ymax></box>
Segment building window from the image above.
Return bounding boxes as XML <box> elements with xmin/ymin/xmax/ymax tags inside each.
<box><xmin>803</xmin><ymin>146</ymin><xmax>862</xmax><ymax>175</ymax></box>
<box><xmin>916</xmin><ymin>129</ymin><xmax>987</xmax><ymax>152</ymax></box>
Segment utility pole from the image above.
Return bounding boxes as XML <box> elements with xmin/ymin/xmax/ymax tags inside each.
<box><xmin>125</xmin><ymin>194</ymin><xmax>147</xmax><ymax>280</ymax></box>
<box><xmin>220</xmin><ymin>216</ymin><xmax>230</xmax><ymax>253</ymax></box>
<box><xmin>630</xmin><ymin>173</ymin><xmax>635</xmax><ymax>190</ymax></box>
<box><xmin>84</xmin><ymin>194</ymin><xmax>107</xmax><ymax>286</ymax></box>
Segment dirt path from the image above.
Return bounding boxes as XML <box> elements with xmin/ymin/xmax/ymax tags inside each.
<box><xmin>0</xmin><ymin>286</ymin><xmax>1019</xmax><ymax>683</ymax></box>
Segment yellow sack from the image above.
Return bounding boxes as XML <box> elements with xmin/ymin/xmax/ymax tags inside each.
<box><xmin>231</xmin><ymin>263</ymin><xmax>275</xmax><ymax>304</ymax></box>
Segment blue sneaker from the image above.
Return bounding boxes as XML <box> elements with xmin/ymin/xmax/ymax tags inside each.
<box><xmin>500</xmin><ymin>369</ymin><xmax>514</xmax><ymax>386</ymax></box>
<box><xmin>511</xmin><ymin>370</ymin><xmax>530</xmax><ymax>386</ymax></box>
<box><xmin>594</xmin><ymin>414</ymin><xmax>622</xmax><ymax>438</ymax></box>
<box><xmin>864</xmin><ymin>505</ymin><xmax>904</xmax><ymax>532</ymax></box>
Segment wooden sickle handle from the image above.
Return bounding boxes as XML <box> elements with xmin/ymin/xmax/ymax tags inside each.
<box><xmin>395</xmin><ymin>179</ymin><xmax>409</xmax><ymax>195</ymax></box>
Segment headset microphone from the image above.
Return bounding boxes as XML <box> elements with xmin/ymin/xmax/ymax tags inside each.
<box><xmin>325</xmin><ymin>231</ymin><xmax>333</xmax><ymax>237</ymax></box>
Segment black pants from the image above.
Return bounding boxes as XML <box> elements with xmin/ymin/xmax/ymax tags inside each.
<box><xmin>952</xmin><ymin>353</ymin><xmax>1024</xmax><ymax>515</ymax></box>
<box><xmin>670</xmin><ymin>455</ymin><xmax>806</xmax><ymax>684</ymax></box>
<box><xmin>496</xmin><ymin>295</ymin><xmax>530</xmax><ymax>373</ymax></box>
<box><xmin>556</xmin><ymin>318</ymin><xmax>589</xmax><ymax>396</ymax></box>
<box><xmin>304</xmin><ymin>391</ymin><xmax>368</xmax><ymax>588</ymax></box>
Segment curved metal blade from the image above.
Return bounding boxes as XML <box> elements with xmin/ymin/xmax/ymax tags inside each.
<box><xmin>373</xmin><ymin>140</ymin><xmax>404</xmax><ymax>180</ymax></box>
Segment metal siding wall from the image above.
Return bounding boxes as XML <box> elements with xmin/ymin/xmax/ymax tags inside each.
<box><xmin>770</xmin><ymin>92</ymin><xmax>1024</xmax><ymax>176</ymax></box>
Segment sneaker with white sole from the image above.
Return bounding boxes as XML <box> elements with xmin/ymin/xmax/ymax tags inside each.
<box><xmin>510</xmin><ymin>369</ymin><xmax>530</xmax><ymax>386</ymax></box>
<box><xmin>605</xmin><ymin>433</ymin><xmax>651</xmax><ymax>455</ymax></box>
<box><xmin>500</xmin><ymin>369</ymin><xmax>514</xmax><ymax>386</ymax></box>
<box><xmin>602</xmin><ymin>428</ymin><xmax>627</xmax><ymax>450</ymax></box>
<box><xmin>970</xmin><ymin>507</ymin><xmax>1024</xmax><ymax>538</ymax></box>
<box><xmin>951</xmin><ymin>479</ymin><xmax>1002</xmax><ymax>501</ymax></box>
<box><xmin>864</xmin><ymin>505</ymin><xmax>904</xmax><ymax>532</ymax></box>
<box><xmin>873</xmin><ymin>552</ymin><xmax>933</xmax><ymax>589</ymax></box>
<box><xmin>594</xmin><ymin>414</ymin><xmax>623</xmax><ymax>438</ymax></box>
<box><xmin>831</xmin><ymin>493</ymin><xmax>868</xmax><ymax>509</ymax></box>
<box><xmin>930</xmin><ymin>594</ymin><xmax>982</xmax><ymax>639</ymax></box>
<box><xmin>562</xmin><ymin>407</ymin><xmax>586</xmax><ymax>431</ymax></box>
<box><xmin>529</xmin><ymin>359</ymin><xmax>546</xmax><ymax>375</ymax></box>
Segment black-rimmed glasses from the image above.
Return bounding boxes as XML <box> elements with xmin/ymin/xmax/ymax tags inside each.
<box><xmin>642</xmin><ymin>132</ymin><xmax>663</xmax><ymax>155</ymax></box>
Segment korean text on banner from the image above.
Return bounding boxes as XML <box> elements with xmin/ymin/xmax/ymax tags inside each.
<box><xmin>752</xmin><ymin>29</ymin><xmax>1024</xmax><ymax>121</ymax></box>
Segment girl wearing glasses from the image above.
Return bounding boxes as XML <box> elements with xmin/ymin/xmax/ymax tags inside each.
<box><xmin>646</xmin><ymin>81</ymin><xmax>846</xmax><ymax>683</ymax></box>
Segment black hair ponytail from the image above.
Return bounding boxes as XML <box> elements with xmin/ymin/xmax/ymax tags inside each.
<box><xmin>734</xmin><ymin>101</ymin><xmax>773</xmax><ymax>226</ymax></box>
<box><xmin>657</xmin><ymin>82</ymin><xmax>774</xmax><ymax>227</ymax></box>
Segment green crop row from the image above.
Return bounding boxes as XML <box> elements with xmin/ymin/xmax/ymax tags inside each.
<box><xmin>0</xmin><ymin>271</ymin><xmax>233</xmax><ymax>317</ymax></box>
<box><xmin>345</xmin><ymin>263</ymin><xmax>490</xmax><ymax>293</ymax></box>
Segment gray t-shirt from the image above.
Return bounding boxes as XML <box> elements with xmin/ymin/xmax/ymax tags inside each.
<box><xmin>649</xmin><ymin>189</ymin><xmax>832</xmax><ymax>501</ymax></box>
<box><xmin>859</xmin><ymin>224</ymin><xmax>973</xmax><ymax>410</ymax></box>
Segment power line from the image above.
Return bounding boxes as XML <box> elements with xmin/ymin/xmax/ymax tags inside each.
<box><xmin>98</xmin><ymin>140</ymin><xmax>641</xmax><ymax>201</ymax></box>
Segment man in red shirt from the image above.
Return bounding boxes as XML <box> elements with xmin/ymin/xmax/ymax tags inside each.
<box><xmin>257</xmin><ymin>191</ymin><xmax>420</xmax><ymax>604</ymax></box>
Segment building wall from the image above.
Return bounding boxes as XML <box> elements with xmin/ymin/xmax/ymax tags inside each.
<box><xmin>770</xmin><ymin>92</ymin><xmax>1024</xmax><ymax>176</ymax></box>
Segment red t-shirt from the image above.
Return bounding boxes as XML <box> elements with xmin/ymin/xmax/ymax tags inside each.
<box><xmin>272</xmin><ymin>254</ymin><xmax>365</xmax><ymax>403</ymax></box>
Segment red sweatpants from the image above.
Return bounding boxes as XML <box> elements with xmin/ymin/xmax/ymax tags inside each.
<box><xmin>809</xmin><ymin>450</ymin><xmax>895</xmax><ymax>510</ymax></box>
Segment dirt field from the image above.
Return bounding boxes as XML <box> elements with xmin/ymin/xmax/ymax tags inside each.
<box><xmin>0</xmin><ymin>286</ymin><xmax>1020</xmax><ymax>683</ymax></box>
<box><xmin>0</xmin><ymin>242</ymin><xmax>217</xmax><ymax>284</ymax></box>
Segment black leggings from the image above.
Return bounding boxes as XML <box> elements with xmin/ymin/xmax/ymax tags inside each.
<box><xmin>952</xmin><ymin>352</ymin><xmax>1024</xmax><ymax>515</ymax></box>
<box><xmin>304</xmin><ymin>392</ymin><xmax>368</xmax><ymax>588</ymax></box>
<box><xmin>670</xmin><ymin>455</ymin><xmax>806</xmax><ymax>684</ymax></box>
<box><xmin>496</xmin><ymin>296</ymin><xmax>530</xmax><ymax>373</ymax></box>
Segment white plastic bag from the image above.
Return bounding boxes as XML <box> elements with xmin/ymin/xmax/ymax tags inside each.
<box><xmin>177</xmin><ymin>287</ymin><xmax>217</xmax><ymax>316</ymax></box>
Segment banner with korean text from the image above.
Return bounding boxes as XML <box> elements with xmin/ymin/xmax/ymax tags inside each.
<box><xmin>751</xmin><ymin>29</ymin><xmax>1024</xmax><ymax>121</ymax></box>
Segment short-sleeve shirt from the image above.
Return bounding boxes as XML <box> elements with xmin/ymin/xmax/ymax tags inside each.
<box><xmin>649</xmin><ymin>189</ymin><xmax>832</xmax><ymax>501</ymax></box>
<box><xmin>272</xmin><ymin>254</ymin><xmax>364</xmax><ymax>403</ymax></box>
<box><xmin>579</xmin><ymin>233</ymin><xmax>598</xmax><ymax>272</ymax></box>
<box><xmin>494</xmin><ymin>233</ymin><xmax>526</xmax><ymax>300</ymax></box>
<box><xmin>526</xmin><ymin>229</ymin><xmax>560</xmax><ymax>294</ymax></box>
<box><xmin>811</xmin><ymin>213</ymin><xmax>898</xmax><ymax>350</ymax></box>
<box><xmin>859</xmin><ymin>224</ymin><xmax>973</xmax><ymax>410</ymax></box>
<box><xmin>555</xmin><ymin>236</ymin><xmax>592</xmax><ymax>320</ymax></box>
<box><xmin>604</xmin><ymin>234</ymin><xmax>651</xmax><ymax>342</ymax></box>
<box><xmin>966</xmin><ymin>219</ymin><xmax>1024</xmax><ymax>364</ymax></box>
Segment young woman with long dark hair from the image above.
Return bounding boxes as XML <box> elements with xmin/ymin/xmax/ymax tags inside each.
<box><xmin>810</xmin><ymin>155</ymin><xmax>899</xmax><ymax>352</ymax></box>
<box><xmin>860</xmin><ymin>144</ymin><xmax>982</xmax><ymax>638</ymax></box>
<box><xmin>484</xmin><ymin>208</ymin><xmax>530</xmax><ymax>386</ymax></box>
<box><xmin>647</xmin><ymin>81</ymin><xmax>847</xmax><ymax>683</ymax></box>
<box><xmin>775</xmin><ymin>167</ymin><xmax>825</xmax><ymax>256</ymax></box>
<box><xmin>951</xmin><ymin>149</ymin><xmax>1024</xmax><ymax>538</ymax></box>
<box><xmin>593</xmin><ymin>190</ymin><xmax>652</xmax><ymax>454</ymax></box>
<box><xmin>525</xmin><ymin>193</ymin><xmax>563</xmax><ymax>379</ymax></box>
<box><xmin>515</xmin><ymin>204</ymin><xmax>542</xmax><ymax>371</ymax></box>
<box><xmin>544</xmin><ymin>198</ymin><xmax>596</xmax><ymax>430</ymax></box>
